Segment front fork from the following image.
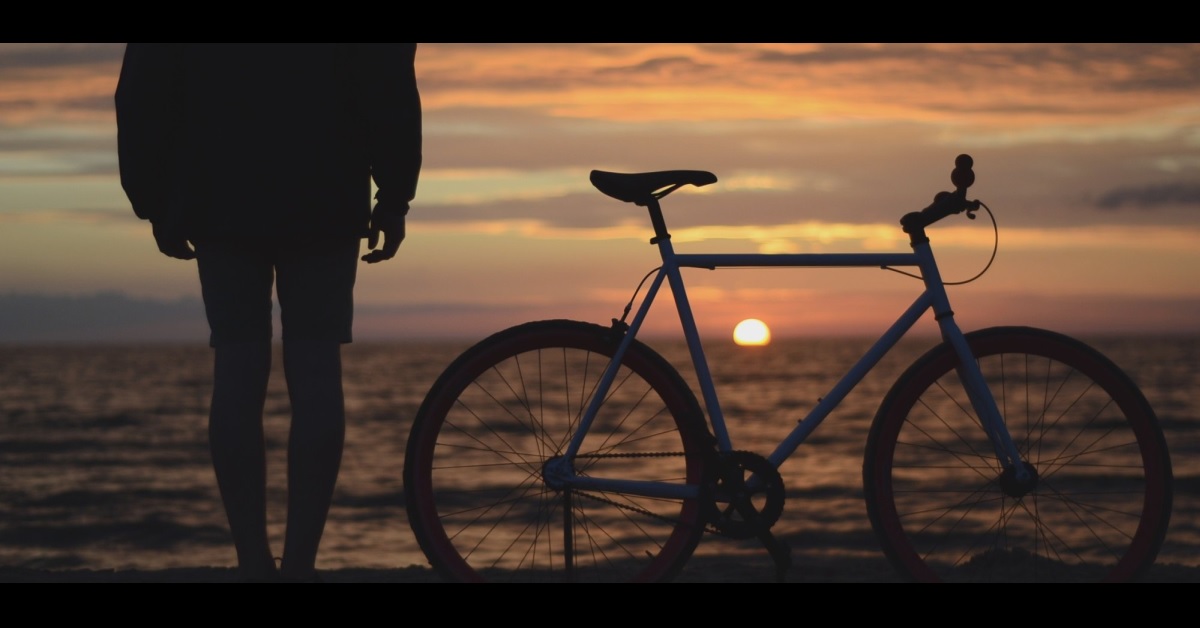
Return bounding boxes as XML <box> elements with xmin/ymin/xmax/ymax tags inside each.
<box><xmin>917</xmin><ymin>236</ymin><xmax>1031</xmax><ymax>487</ymax></box>
<box><xmin>942</xmin><ymin>319</ymin><xmax>1032</xmax><ymax>486</ymax></box>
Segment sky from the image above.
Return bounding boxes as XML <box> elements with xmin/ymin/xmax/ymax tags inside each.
<box><xmin>1</xmin><ymin>43</ymin><xmax>1199</xmax><ymax>343</ymax></box>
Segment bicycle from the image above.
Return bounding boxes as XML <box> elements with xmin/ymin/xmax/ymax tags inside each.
<box><xmin>403</xmin><ymin>155</ymin><xmax>1174</xmax><ymax>582</ymax></box>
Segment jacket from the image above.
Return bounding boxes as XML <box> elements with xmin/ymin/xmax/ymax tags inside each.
<box><xmin>116</xmin><ymin>43</ymin><xmax>421</xmax><ymax>245</ymax></box>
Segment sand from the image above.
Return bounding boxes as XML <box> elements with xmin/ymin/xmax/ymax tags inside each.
<box><xmin>5</xmin><ymin>553</ymin><xmax>1198</xmax><ymax>583</ymax></box>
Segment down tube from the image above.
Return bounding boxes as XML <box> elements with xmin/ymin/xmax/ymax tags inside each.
<box><xmin>766</xmin><ymin>291</ymin><xmax>934</xmax><ymax>468</ymax></box>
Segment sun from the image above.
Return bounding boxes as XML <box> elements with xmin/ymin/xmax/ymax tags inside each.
<box><xmin>733</xmin><ymin>319</ymin><xmax>771</xmax><ymax>346</ymax></box>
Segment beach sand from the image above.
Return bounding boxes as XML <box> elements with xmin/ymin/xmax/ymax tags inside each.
<box><xmin>5</xmin><ymin>553</ymin><xmax>1198</xmax><ymax>583</ymax></box>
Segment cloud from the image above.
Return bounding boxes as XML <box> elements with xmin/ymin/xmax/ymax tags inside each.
<box><xmin>0</xmin><ymin>43</ymin><xmax>123</xmax><ymax>71</ymax></box>
<box><xmin>0</xmin><ymin>208</ymin><xmax>131</xmax><ymax>224</ymax></box>
<box><xmin>755</xmin><ymin>43</ymin><xmax>1200</xmax><ymax>95</ymax></box>
<box><xmin>593</xmin><ymin>55</ymin><xmax>718</xmax><ymax>80</ymax></box>
<box><xmin>0</xmin><ymin>44</ymin><xmax>122</xmax><ymax>127</ymax></box>
<box><xmin>1095</xmin><ymin>183</ymin><xmax>1200</xmax><ymax>209</ymax></box>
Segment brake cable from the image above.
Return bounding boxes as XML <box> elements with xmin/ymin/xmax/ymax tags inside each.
<box><xmin>883</xmin><ymin>200</ymin><xmax>997</xmax><ymax>285</ymax></box>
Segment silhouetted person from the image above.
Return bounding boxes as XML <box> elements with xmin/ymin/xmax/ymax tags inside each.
<box><xmin>115</xmin><ymin>43</ymin><xmax>421</xmax><ymax>582</ymax></box>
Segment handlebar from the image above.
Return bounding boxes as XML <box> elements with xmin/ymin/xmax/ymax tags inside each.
<box><xmin>900</xmin><ymin>154</ymin><xmax>982</xmax><ymax>238</ymax></box>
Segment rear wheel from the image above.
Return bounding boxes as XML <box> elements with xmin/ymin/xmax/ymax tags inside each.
<box><xmin>405</xmin><ymin>320</ymin><xmax>711</xmax><ymax>582</ymax></box>
<box><xmin>864</xmin><ymin>327</ymin><xmax>1173</xmax><ymax>582</ymax></box>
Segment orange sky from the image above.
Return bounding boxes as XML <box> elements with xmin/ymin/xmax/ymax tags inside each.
<box><xmin>1</xmin><ymin>43</ymin><xmax>1198</xmax><ymax>342</ymax></box>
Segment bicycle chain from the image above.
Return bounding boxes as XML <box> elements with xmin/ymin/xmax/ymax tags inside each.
<box><xmin>571</xmin><ymin>450</ymin><xmax>777</xmax><ymax>538</ymax></box>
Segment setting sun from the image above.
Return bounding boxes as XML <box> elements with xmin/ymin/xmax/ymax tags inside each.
<box><xmin>733</xmin><ymin>319</ymin><xmax>771</xmax><ymax>346</ymax></box>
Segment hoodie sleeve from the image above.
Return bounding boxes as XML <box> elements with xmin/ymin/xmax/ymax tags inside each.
<box><xmin>348</xmin><ymin>43</ymin><xmax>422</xmax><ymax>209</ymax></box>
<box><xmin>115</xmin><ymin>43</ymin><xmax>183</xmax><ymax>223</ymax></box>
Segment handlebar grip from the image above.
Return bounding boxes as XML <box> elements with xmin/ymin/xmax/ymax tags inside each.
<box><xmin>900</xmin><ymin>154</ymin><xmax>980</xmax><ymax>235</ymax></box>
<box><xmin>951</xmin><ymin>154</ymin><xmax>974</xmax><ymax>190</ymax></box>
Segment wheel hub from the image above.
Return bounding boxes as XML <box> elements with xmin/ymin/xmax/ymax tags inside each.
<box><xmin>998</xmin><ymin>461</ymin><xmax>1039</xmax><ymax>498</ymax></box>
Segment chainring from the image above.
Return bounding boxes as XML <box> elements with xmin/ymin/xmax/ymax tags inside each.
<box><xmin>707</xmin><ymin>451</ymin><xmax>785</xmax><ymax>539</ymax></box>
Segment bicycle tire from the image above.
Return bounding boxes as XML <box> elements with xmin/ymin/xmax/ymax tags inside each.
<box><xmin>863</xmin><ymin>326</ymin><xmax>1173</xmax><ymax>582</ymax></box>
<box><xmin>404</xmin><ymin>319</ymin><xmax>712</xmax><ymax>582</ymax></box>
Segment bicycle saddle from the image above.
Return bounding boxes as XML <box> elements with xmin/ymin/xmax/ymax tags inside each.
<box><xmin>590</xmin><ymin>170</ymin><xmax>718</xmax><ymax>204</ymax></box>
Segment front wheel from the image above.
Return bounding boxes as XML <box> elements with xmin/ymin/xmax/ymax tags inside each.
<box><xmin>864</xmin><ymin>327</ymin><xmax>1173</xmax><ymax>582</ymax></box>
<box><xmin>404</xmin><ymin>320</ymin><xmax>712</xmax><ymax>582</ymax></box>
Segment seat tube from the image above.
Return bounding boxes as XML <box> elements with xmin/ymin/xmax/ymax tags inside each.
<box><xmin>646</xmin><ymin>198</ymin><xmax>732</xmax><ymax>451</ymax></box>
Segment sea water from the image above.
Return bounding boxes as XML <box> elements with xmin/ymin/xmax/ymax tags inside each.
<box><xmin>2</xmin><ymin>336</ymin><xmax>1196</xmax><ymax>571</ymax></box>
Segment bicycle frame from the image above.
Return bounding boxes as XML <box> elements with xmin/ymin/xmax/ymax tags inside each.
<box><xmin>548</xmin><ymin>196</ymin><xmax>1029</xmax><ymax>499</ymax></box>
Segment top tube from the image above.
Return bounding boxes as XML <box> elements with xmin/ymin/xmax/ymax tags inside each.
<box><xmin>674</xmin><ymin>253</ymin><xmax>920</xmax><ymax>269</ymax></box>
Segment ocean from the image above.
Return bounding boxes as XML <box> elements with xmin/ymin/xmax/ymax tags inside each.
<box><xmin>2</xmin><ymin>334</ymin><xmax>1197</xmax><ymax>575</ymax></box>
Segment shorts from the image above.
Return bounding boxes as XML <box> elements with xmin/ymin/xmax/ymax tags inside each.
<box><xmin>195</xmin><ymin>238</ymin><xmax>360</xmax><ymax>347</ymax></box>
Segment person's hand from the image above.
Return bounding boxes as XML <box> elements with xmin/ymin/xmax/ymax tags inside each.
<box><xmin>152</xmin><ymin>220</ymin><xmax>195</xmax><ymax>260</ymax></box>
<box><xmin>362</xmin><ymin>201</ymin><xmax>407</xmax><ymax>263</ymax></box>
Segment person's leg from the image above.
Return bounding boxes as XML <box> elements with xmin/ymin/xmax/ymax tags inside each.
<box><xmin>197</xmin><ymin>242</ymin><xmax>278</xmax><ymax>581</ymax></box>
<box><xmin>278</xmin><ymin>339</ymin><xmax>345</xmax><ymax>580</ymax></box>
<box><xmin>209</xmin><ymin>341</ymin><xmax>276</xmax><ymax>580</ymax></box>
<box><xmin>274</xmin><ymin>238</ymin><xmax>359</xmax><ymax>581</ymax></box>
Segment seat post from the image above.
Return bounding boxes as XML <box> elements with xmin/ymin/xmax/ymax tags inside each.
<box><xmin>644</xmin><ymin>197</ymin><xmax>671</xmax><ymax>244</ymax></box>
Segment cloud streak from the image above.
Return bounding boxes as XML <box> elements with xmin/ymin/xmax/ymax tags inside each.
<box><xmin>1096</xmin><ymin>183</ymin><xmax>1200</xmax><ymax>209</ymax></box>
